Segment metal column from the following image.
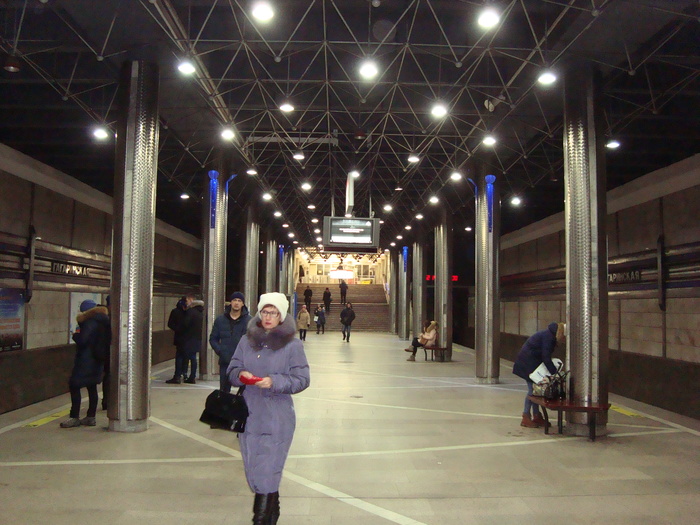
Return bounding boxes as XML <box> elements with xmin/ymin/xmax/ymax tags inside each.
<box><xmin>434</xmin><ymin>208</ymin><xmax>453</xmax><ymax>361</ymax></box>
<box><xmin>411</xmin><ymin>240</ymin><xmax>426</xmax><ymax>338</ymax></box>
<box><xmin>474</xmin><ymin>167</ymin><xmax>501</xmax><ymax>383</ymax></box>
<box><xmin>563</xmin><ymin>62</ymin><xmax>609</xmax><ymax>436</ymax></box>
<box><xmin>264</xmin><ymin>235</ymin><xmax>277</xmax><ymax>293</ymax></box>
<box><xmin>278</xmin><ymin>245</ymin><xmax>287</xmax><ymax>296</ymax></box>
<box><xmin>109</xmin><ymin>61</ymin><xmax>159</xmax><ymax>433</ymax></box>
<box><xmin>243</xmin><ymin>205</ymin><xmax>260</xmax><ymax>314</ymax></box>
<box><xmin>397</xmin><ymin>247</ymin><xmax>409</xmax><ymax>339</ymax></box>
<box><xmin>389</xmin><ymin>250</ymin><xmax>397</xmax><ymax>334</ymax></box>
<box><xmin>201</xmin><ymin>164</ymin><xmax>231</xmax><ymax>381</ymax></box>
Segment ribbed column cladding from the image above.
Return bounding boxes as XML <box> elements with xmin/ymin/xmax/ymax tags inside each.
<box><xmin>411</xmin><ymin>240</ymin><xmax>426</xmax><ymax>338</ymax></box>
<box><xmin>109</xmin><ymin>61</ymin><xmax>159</xmax><ymax>432</ymax></box>
<box><xmin>563</xmin><ymin>63</ymin><xmax>609</xmax><ymax>435</ymax></box>
<box><xmin>265</xmin><ymin>236</ymin><xmax>277</xmax><ymax>293</ymax></box>
<box><xmin>474</xmin><ymin>166</ymin><xmax>501</xmax><ymax>383</ymax></box>
<box><xmin>397</xmin><ymin>246</ymin><xmax>409</xmax><ymax>340</ymax></box>
<box><xmin>389</xmin><ymin>250</ymin><xmax>397</xmax><ymax>334</ymax></box>
<box><xmin>244</xmin><ymin>205</ymin><xmax>260</xmax><ymax>315</ymax></box>
<box><xmin>434</xmin><ymin>208</ymin><xmax>453</xmax><ymax>361</ymax></box>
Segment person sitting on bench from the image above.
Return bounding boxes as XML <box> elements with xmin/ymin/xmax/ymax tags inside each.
<box><xmin>405</xmin><ymin>320</ymin><xmax>437</xmax><ymax>362</ymax></box>
<box><xmin>512</xmin><ymin>322</ymin><xmax>566</xmax><ymax>428</ymax></box>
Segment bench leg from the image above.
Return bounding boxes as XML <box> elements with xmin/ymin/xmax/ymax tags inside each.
<box><xmin>541</xmin><ymin>407</ymin><xmax>550</xmax><ymax>435</ymax></box>
<box><xmin>589</xmin><ymin>413</ymin><xmax>596</xmax><ymax>442</ymax></box>
<box><xmin>558</xmin><ymin>409</ymin><xmax>564</xmax><ymax>434</ymax></box>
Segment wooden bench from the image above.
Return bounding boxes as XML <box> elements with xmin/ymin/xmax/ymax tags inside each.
<box><xmin>527</xmin><ymin>396</ymin><xmax>611</xmax><ymax>441</ymax></box>
<box><xmin>424</xmin><ymin>346</ymin><xmax>447</xmax><ymax>361</ymax></box>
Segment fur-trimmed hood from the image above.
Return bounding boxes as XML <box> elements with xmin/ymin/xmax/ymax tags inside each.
<box><xmin>76</xmin><ymin>305</ymin><xmax>109</xmax><ymax>324</ymax></box>
<box><xmin>246</xmin><ymin>313</ymin><xmax>296</xmax><ymax>350</ymax></box>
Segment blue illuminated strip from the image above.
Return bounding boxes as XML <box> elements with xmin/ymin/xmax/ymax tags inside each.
<box><xmin>485</xmin><ymin>174</ymin><xmax>496</xmax><ymax>233</ymax></box>
<box><xmin>209</xmin><ymin>170</ymin><xmax>219</xmax><ymax>229</ymax></box>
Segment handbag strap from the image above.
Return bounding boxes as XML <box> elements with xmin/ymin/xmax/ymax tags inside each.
<box><xmin>237</xmin><ymin>385</ymin><xmax>246</xmax><ymax>395</ymax></box>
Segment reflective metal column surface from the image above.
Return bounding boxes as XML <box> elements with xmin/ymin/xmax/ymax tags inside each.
<box><xmin>474</xmin><ymin>167</ymin><xmax>501</xmax><ymax>383</ymax></box>
<box><xmin>201</xmin><ymin>163</ymin><xmax>230</xmax><ymax>381</ymax></box>
<box><xmin>244</xmin><ymin>205</ymin><xmax>260</xmax><ymax>314</ymax></box>
<box><xmin>434</xmin><ymin>208</ymin><xmax>453</xmax><ymax>361</ymax></box>
<box><xmin>389</xmin><ymin>250</ymin><xmax>397</xmax><ymax>334</ymax></box>
<box><xmin>278</xmin><ymin>245</ymin><xmax>287</xmax><ymax>296</ymax></box>
<box><xmin>412</xmin><ymin>241</ymin><xmax>426</xmax><ymax>338</ymax></box>
<box><xmin>109</xmin><ymin>61</ymin><xmax>159</xmax><ymax>432</ymax></box>
<box><xmin>265</xmin><ymin>236</ymin><xmax>277</xmax><ymax>293</ymax></box>
<box><xmin>563</xmin><ymin>62</ymin><xmax>609</xmax><ymax>435</ymax></box>
<box><xmin>397</xmin><ymin>247</ymin><xmax>409</xmax><ymax>339</ymax></box>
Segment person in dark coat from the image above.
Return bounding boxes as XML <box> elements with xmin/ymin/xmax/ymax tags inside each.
<box><xmin>314</xmin><ymin>304</ymin><xmax>326</xmax><ymax>334</ymax></box>
<box><xmin>227</xmin><ymin>292</ymin><xmax>310</xmax><ymax>525</ymax></box>
<box><xmin>60</xmin><ymin>300</ymin><xmax>111</xmax><ymax>428</ymax></box>
<box><xmin>303</xmin><ymin>285</ymin><xmax>313</xmax><ymax>311</ymax></box>
<box><xmin>180</xmin><ymin>294</ymin><xmax>204</xmax><ymax>384</ymax></box>
<box><xmin>166</xmin><ymin>297</ymin><xmax>188</xmax><ymax>384</ymax></box>
<box><xmin>512</xmin><ymin>322</ymin><xmax>566</xmax><ymax>428</ymax></box>
<box><xmin>209</xmin><ymin>291</ymin><xmax>251</xmax><ymax>392</ymax></box>
<box><xmin>322</xmin><ymin>287</ymin><xmax>332</xmax><ymax>312</ymax></box>
<box><xmin>339</xmin><ymin>280</ymin><xmax>348</xmax><ymax>304</ymax></box>
<box><xmin>340</xmin><ymin>302</ymin><xmax>356</xmax><ymax>342</ymax></box>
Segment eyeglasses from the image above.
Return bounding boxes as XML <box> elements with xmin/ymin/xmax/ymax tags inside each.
<box><xmin>260</xmin><ymin>310</ymin><xmax>279</xmax><ymax>318</ymax></box>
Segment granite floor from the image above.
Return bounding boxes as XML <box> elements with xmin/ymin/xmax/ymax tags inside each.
<box><xmin>1</xmin><ymin>331</ymin><xmax>699</xmax><ymax>524</ymax></box>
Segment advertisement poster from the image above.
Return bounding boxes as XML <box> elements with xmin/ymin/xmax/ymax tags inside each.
<box><xmin>0</xmin><ymin>288</ymin><xmax>25</xmax><ymax>352</ymax></box>
<box><xmin>68</xmin><ymin>292</ymin><xmax>102</xmax><ymax>343</ymax></box>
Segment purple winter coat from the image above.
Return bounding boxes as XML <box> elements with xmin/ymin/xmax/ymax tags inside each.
<box><xmin>227</xmin><ymin>313</ymin><xmax>310</xmax><ymax>494</ymax></box>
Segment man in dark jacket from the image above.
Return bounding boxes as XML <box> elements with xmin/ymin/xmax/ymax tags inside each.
<box><xmin>209</xmin><ymin>291</ymin><xmax>251</xmax><ymax>392</ymax></box>
<box><xmin>180</xmin><ymin>294</ymin><xmax>204</xmax><ymax>384</ymax></box>
<box><xmin>166</xmin><ymin>297</ymin><xmax>188</xmax><ymax>384</ymax></box>
<box><xmin>339</xmin><ymin>280</ymin><xmax>348</xmax><ymax>304</ymax></box>
<box><xmin>322</xmin><ymin>287</ymin><xmax>332</xmax><ymax>312</ymax></box>
<box><xmin>60</xmin><ymin>299</ymin><xmax>111</xmax><ymax>428</ymax></box>
<box><xmin>303</xmin><ymin>285</ymin><xmax>313</xmax><ymax>311</ymax></box>
<box><xmin>512</xmin><ymin>322</ymin><xmax>565</xmax><ymax>428</ymax></box>
<box><xmin>340</xmin><ymin>302</ymin><xmax>356</xmax><ymax>342</ymax></box>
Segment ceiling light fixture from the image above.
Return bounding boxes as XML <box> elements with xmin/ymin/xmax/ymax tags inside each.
<box><xmin>93</xmin><ymin>127</ymin><xmax>110</xmax><ymax>140</ymax></box>
<box><xmin>279</xmin><ymin>99</ymin><xmax>294</xmax><ymax>112</ymax></box>
<box><xmin>251</xmin><ymin>1</ymin><xmax>274</xmax><ymax>22</ymax></box>
<box><xmin>301</xmin><ymin>182</ymin><xmax>312</xmax><ymax>191</ymax></box>
<box><xmin>293</xmin><ymin>150</ymin><xmax>305</xmax><ymax>160</ymax></box>
<box><xmin>349</xmin><ymin>170</ymin><xmax>360</xmax><ymax>178</ymax></box>
<box><xmin>383</xmin><ymin>204</ymin><xmax>393</xmax><ymax>211</ymax></box>
<box><xmin>405</xmin><ymin>225</ymin><xmax>412</xmax><ymax>230</ymax></box>
<box><xmin>606</xmin><ymin>139</ymin><xmax>621</xmax><ymax>149</ymax></box>
<box><xmin>177</xmin><ymin>59</ymin><xmax>196</xmax><ymax>75</ymax></box>
<box><xmin>416</xmin><ymin>214</ymin><xmax>424</xmax><ymax>220</ymax></box>
<box><xmin>396</xmin><ymin>235</ymin><xmax>403</xmax><ymax>240</ymax></box>
<box><xmin>465</xmin><ymin>226</ymin><xmax>473</xmax><ymax>232</ymax></box>
<box><xmin>274</xmin><ymin>211</ymin><xmax>282</xmax><ymax>217</ymax></box>
<box><xmin>246</xmin><ymin>167</ymin><xmax>258</xmax><ymax>175</ymax></box>
<box><xmin>390</xmin><ymin>242</ymin><xmax>396</xmax><ymax>247</ymax></box>
<box><xmin>511</xmin><ymin>196</ymin><xmax>522</xmax><ymax>206</ymax></box>
<box><xmin>262</xmin><ymin>193</ymin><xmax>272</xmax><ymax>201</ymax></box>
<box><xmin>314</xmin><ymin>228</ymin><xmax>320</xmax><ymax>233</ymax></box>
<box><xmin>429</xmin><ymin>196</ymin><xmax>439</xmax><ymax>204</ymax></box>
<box><xmin>431</xmin><ymin>102</ymin><xmax>448</xmax><ymax>118</ymax></box>
<box><xmin>180</xmin><ymin>193</ymin><xmax>190</xmax><ymax>200</ymax></box>
<box><xmin>537</xmin><ymin>70</ymin><xmax>557</xmax><ymax>85</ymax></box>
<box><xmin>316</xmin><ymin>236</ymin><xmax>322</xmax><ymax>242</ymax></box>
<box><xmin>282</xmin><ymin>223</ymin><xmax>289</xmax><ymax>228</ymax></box>
<box><xmin>3</xmin><ymin>54</ymin><xmax>21</xmax><ymax>73</ymax></box>
<box><xmin>307</xmin><ymin>204</ymin><xmax>316</xmax><ymax>210</ymax></box>
<box><xmin>359</xmin><ymin>58</ymin><xmax>379</xmax><ymax>79</ymax></box>
<box><xmin>311</xmin><ymin>219</ymin><xmax>319</xmax><ymax>224</ymax></box>
<box><xmin>221</xmin><ymin>127</ymin><xmax>235</xmax><ymax>141</ymax></box>
<box><xmin>407</xmin><ymin>153</ymin><xmax>420</xmax><ymax>163</ymax></box>
<box><xmin>288</xmin><ymin>232</ymin><xmax>295</xmax><ymax>238</ymax></box>
<box><xmin>482</xmin><ymin>135</ymin><xmax>497</xmax><ymax>146</ymax></box>
<box><xmin>395</xmin><ymin>186</ymin><xmax>403</xmax><ymax>191</ymax></box>
<box><xmin>477</xmin><ymin>7</ymin><xmax>500</xmax><ymax>29</ymax></box>
<box><xmin>450</xmin><ymin>171</ymin><xmax>462</xmax><ymax>181</ymax></box>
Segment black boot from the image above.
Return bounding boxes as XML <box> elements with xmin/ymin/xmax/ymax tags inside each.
<box><xmin>267</xmin><ymin>492</ymin><xmax>280</xmax><ymax>525</ymax></box>
<box><xmin>252</xmin><ymin>493</ymin><xmax>272</xmax><ymax>525</ymax></box>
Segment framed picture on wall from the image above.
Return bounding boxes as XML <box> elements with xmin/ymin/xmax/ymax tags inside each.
<box><xmin>0</xmin><ymin>288</ymin><xmax>25</xmax><ymax>352</ymax></box>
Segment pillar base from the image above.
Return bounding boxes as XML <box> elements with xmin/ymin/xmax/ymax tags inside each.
<box><xmin>476</xmin><ymin>377</ymin><xmax>499</xmax><ymax>384</ymax></box>
<box><xmin>565</xmin><ymin>422</ymin><xmax>608</xmax><ymax>438</ymax></box>
<box><xmin>109</xmin><ymin>419</ymin><xmax>149</xmax><ymax>433</ymax></box>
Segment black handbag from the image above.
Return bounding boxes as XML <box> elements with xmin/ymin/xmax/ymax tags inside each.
<box><xmin>199</xmin><ymin>387</ymin><xmax>248</xmax><ymax>433</ymax></box>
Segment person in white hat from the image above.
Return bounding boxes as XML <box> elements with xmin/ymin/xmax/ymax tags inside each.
<box><xmin>227</xmin><ymin>292</ymin><xmax>310</xmax><ymax>525</ymax></box>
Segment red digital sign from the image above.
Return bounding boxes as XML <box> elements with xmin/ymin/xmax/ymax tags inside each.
<box><xmin>425</xmin><ymin>275</ymin><xmax>459</xmax><ymax>282</ymax></box>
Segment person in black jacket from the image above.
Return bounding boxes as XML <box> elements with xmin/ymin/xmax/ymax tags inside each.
<box><xmin>322</xmin><ymin>287</ymin><xmax>332</xmax><ymax>313</ymax></box>
<box><xmin>303</xmin><ymin>285</ymin><xmax>313</xmax><ymax>311</ymax></box>
<box><xmin>512</xmin><ymin>322</ymin><xmax>566</xmax><ymax>428</ymax></box>
<box><xmin>60</xmin><ymin>300</ymin><xmax>111</xmax><ymax>428</ymax></box>
<box><xmin>339</xmin><ymin>280</ymin><xmax>348</xmax><ymax>304</ymax></box>
<box><xmin>209</xmin><ymin>291</ymin><xmax>251</xmax><ymax>392</ymax></box>
<box><xmin>340</xmin><ymin>302</ymin><xmax>356</xmax><ymax>342</ymax></box>
<box><xmin>166</xmin><ymin>297</ymin><xmax>188</xmax><ymax>384</ymax></box>
<box><xmin>179</xmin><ymin>294</ymin><xmax>204</xmax><ymax>384</ymax></box>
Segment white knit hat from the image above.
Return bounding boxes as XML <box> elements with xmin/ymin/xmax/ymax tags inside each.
<box><xmin>257</xmin><ymin>292</ymin><xmax>289</xmax><ymax>320</ymax></box>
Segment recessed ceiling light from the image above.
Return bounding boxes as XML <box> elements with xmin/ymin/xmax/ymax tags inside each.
<box><xmin>246</xmin><ymin>167</ymin><xmax>258</xmax><ymax>175</ymax></box>
<box><xmin>405</xmin><ymin>225</ymin><xmax>412</xmax><ymax>230</ymax></box>
<box><xmin>383</xmin><ymin>204</ymin><xmax>392</xmax><ymax>211</ymax></box>
<box><xmin>511</xmin><ymin>196</ymin><xmax>522</xmax><ymax>206</ymax></box>
<box><xmin>311</xmin><ymin>218</ymin><xmax>319</xmax><ymax>224</ymax></box>
<box><xmin>450</xmin><ymin>171</ymin><xmax>462</xmax><ymax>181</ymax></box>
<box><xmin>407</xmin><ymin>153</ymin><xmax>420</xmax><ymax>163</ymax></box>
<box><xmin>93</xmin><ymin>127</ymin><xmax>109</xmax><ymax>140</ymax></box>
<box><xmin>293</xmin><ymin>151</ymin><xmax>305</xmax><ymax>160</ymax></box>
<box><xmin>301</xmin><ymin>182</ymin><xmax>312</xmax><ymax>191</ymax></box>
<box><xmin>538</xmin><ymin>70</ymin><xmax>557</xmax><ymax>85</ymax></box>
<box><xmin>316</xmin><ymin>236</ymin><xmax>322</xmax><ymax>242</ymax></box>
<box><xmin>274</xmin><ymin>211</ymin><xmax>282</xmax><ymax>217</ymax></box>
<box><xmin>482</xmin><ymin>135</ymin><xmax>496</xmax><ymax>146</ymax></box>
<box><xmin>606</xmin><ymin>139</ymin><xmax>621</xmax><ymax>149</ymax></box>
<box><xmin>251</xmin><ymin>2</ymin><xmax>274</xmax><ymax>22</ymax></box>
<box><xmin>465</xmin><ymin>226</ymin><xmax>473</xmax><ymax>232</ymax></box>
<box><xmin>262</xmin><ymin>193</ymin><xmax>272</xmax><ymax>201</ymax></box>
<box><xmin>177</xmin><ymin>59</ymin><xmax>196</xmax><ymax>75</ymax></box>
<box><xmin>308</xmin><ymin>204</ymin><xmax>316</xmax><ymax>210</ymax></box>
<box><xmin>359</xmin><ymin>59</ymin><xmax>379</xmax><ymax>79</ymax></box>
<box><xmin>282</xmin><ymin>223</ymin><xmax>289</xmax><ymax>228</ymax></box>
<box><xmin>478</xmin><ymin>8</ymin><xmax>500</xmax><ymax>29</ymax></box>
<box><xmin>180</xmin><ymin>193</ymin><xmax>190</xmax><ymax>200</ymax></box>
<box><xmin>221</xmin><ymin>128</ymin><xmax>235</xmax><ymax>141</ymax></box>
<box><xmin>288</xmin><ymin>232</ymin><xmax>295</xmax><ymax>238</ymax></box>
<box><xmin>314</xmin><ymin>228</ymin><xmax>320</xmax><ymax>233</ymax></box>
<box><xmin>395</xmin><ymin>186</ymin><xmax>403</xmax><ymax>191</ymax></box>
<box><xmin>379</xmin><ymin>220</ymin><xmax>384</xmax><ymax>224</ymax></box>
<box><xmin>349</xmin><ymin>170</ymin><xmax>360</xmax><ymax>178</ymax></box>
<box><xmin>390</xmin><ymin>242</ymin><xmax>396</xmax><ymax>247</ymax></box>
<box><xmin>416</xmin><ymin>214</ymin><xmax>424</xmax><ymax>219</ymax></box>
<box><xmin>429</xmin><ymin>196</ymin><xmax>439</xmax><ymax>204</ymax></box>
<box><xmin>293</xmin><ymin>240</ymin><xmax>299</xmax><ymax>244</ymax></box>
<box><xmin>396</xmin><ymin>235</ymin><xmax>403</xmax><ymax>240</ymax></box>
<box><xmin>431</xmin><ymin>102</ymin><xmax>448</xmax><ymax>118</ymax></box>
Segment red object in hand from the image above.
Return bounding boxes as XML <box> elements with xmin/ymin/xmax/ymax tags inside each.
<box><xmin>240</xmin><ymin>374</ymin><xmax>263</xmax><ymax>385</ymax></box>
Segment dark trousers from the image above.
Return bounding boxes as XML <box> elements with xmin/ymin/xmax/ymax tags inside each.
<box><xmin>219</xmin><ymin>364</ymin><xmax>232</xmax><ymax>393</ymax></box>
<box><xmin>305</xmin><ymin>299</ymin><xmax>312</xmax><ymax>310</ymax></box>
<box><xmin>340</xmin><ymin>294</ymin><xmax>346</xmax><ymax>304</ymax></box>
<box><xmin>324</xmin><ymin>301</ymin><xmax>331</xmax><ymax>312</ymax></box>
<box><xmin>69</xmin><ymin>383</ymin><xmax>98</xmax><ymax>418</ymax></box>
<box><xmin>342</xmin><ymin>324</ymin><xmax>351</xmax><ymax>340</ymax></box>
<box><xmin>316</xmin><ymin>323</ymin><xmax>325</xmax><ymax>334</ymax></box>
<box><xmin>410</xmin><ymin>337</ymin><xmax>424</xmax><ymax>357</ymax></box>
<box><xmin>299</xmin><ymin>329</ymin><xmax>307</xmax><ymax>341</ymax></box>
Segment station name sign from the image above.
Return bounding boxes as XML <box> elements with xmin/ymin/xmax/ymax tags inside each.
<box><xmin>608</xmin><ymin>270</ymin><xmax>641</xmax><ymax>284</ymax></box>
<box><xmin>51</xmin><ymin>261</ymin><xmax>91</xmax><ymax>278</ymax></box>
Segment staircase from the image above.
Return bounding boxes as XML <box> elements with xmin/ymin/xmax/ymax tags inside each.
<box><xmin>295</xmin><ymin>283</ymin><xmax>390</xmax><ymax>332</ymax></box>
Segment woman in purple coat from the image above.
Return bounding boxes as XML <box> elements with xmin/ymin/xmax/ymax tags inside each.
<box><xmin>227</xmin><ymin>292</ymin><xmax>310</xmax><ymax>525</ymax></box>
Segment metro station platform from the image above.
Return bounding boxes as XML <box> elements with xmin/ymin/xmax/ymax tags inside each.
<box><xmin>1</xmin><ymin>332</ymin><xmax>699</xmax><ymax>525</ymax></box>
